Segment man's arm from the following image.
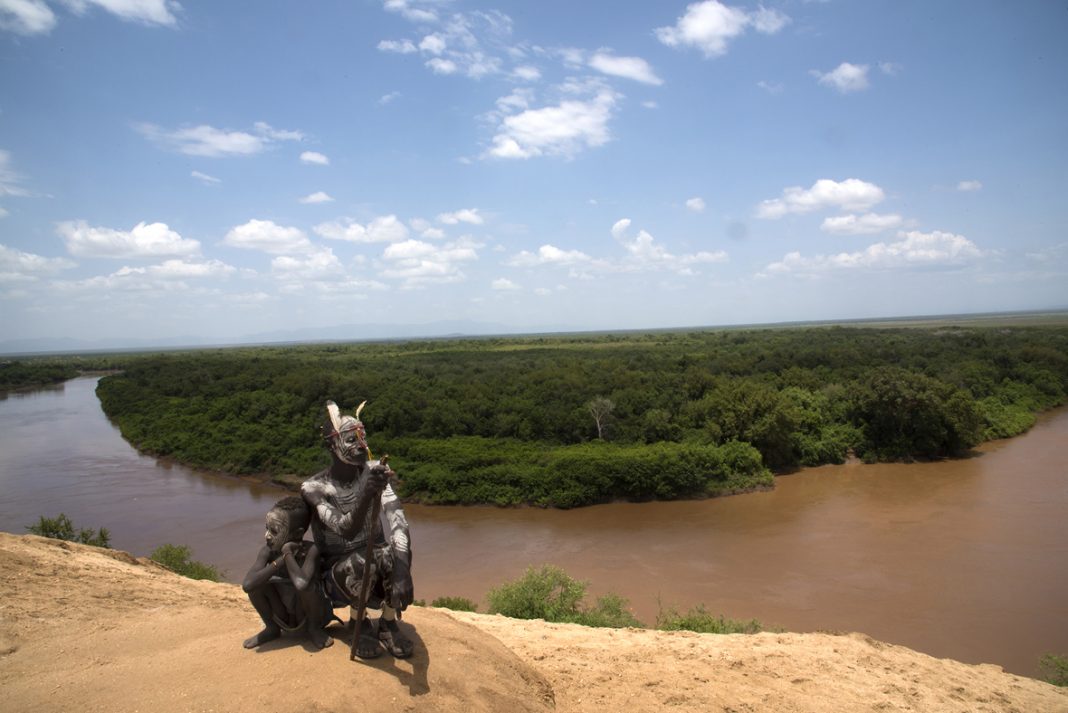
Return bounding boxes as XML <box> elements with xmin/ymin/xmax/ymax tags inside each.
<box><xmin>280</xmin><ymin>541</ymin><xmax>320</xmax><ymax>591</ymax></box>
<box><xmin>382</xmin><ymin>484</ymin><xmax>414</xmax><ymax>608</ymax></box>
<box><xmin>301</xmin><ymin>468</ymin><xmax>391</xmax><ymax>540</ymax></box>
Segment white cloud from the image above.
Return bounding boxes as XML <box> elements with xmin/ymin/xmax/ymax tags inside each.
<box><xmin>437</xmin><ymin>208</ymin><xmax>484</xmax><ymax>225</ymax></box>
<box><xmin>58</xmin><ymin>219</ymin><xmax>200</xmax><ymax>258</ymax></box>
<box><xmin>655</xmin><ymin>0</ymin><xmax>789</xmax><ymax>58</ymax></box>
<box><xmin>300</xmin><ymin>151</ymin><xmax>329</xmax><ymax>165</ymax></box>
<box><xmin>812</xmin><ymin>62</ymin><xmax>870</xmax><ymax>93</ymax></box>
<box><xmin>0</xmin><ymin>0</ymin><xmax>56</xmax><ymax>35</ymax></box>
<box><xmin>314</xmin><ymin>215</ymin><xmax>409</xmax><ymax>244</ymax></box>
<box><xmin>957</xmin><ymin>180</ymin><xmax>983</xmax><ymax>192</ymax></box>
<box><xmin>143</xmin><ymin>258</ymin><xmax>235</xmax><ymax>278</ymax></box>
<box><xmin>271</xmin><ymin>247</ymin><xmax>343</xmax><ymax>280</ymax></box>
<box><xmin>612</xmin><ymin>221</ymin><xmax>728</xmax><ymax>273</ymax></box>
<box><xmin>762</xmin><ymin>230</ymin><xmax>984</xmax><ymax>275</ymax></box>
<box><xmin>380</xmin><ymin>236</ymin><xmax>480</xmax><ymax>288</ymax></box>
<box><xmin>223</xmin><ymin>219</ymin><xmax>312</xmax><ymax>254</ymax></box>
<box><xmin>378</xmin><ymin>91</ymin><xmax>401</xmax><ymax>105</ymax></box>
<box><xmin>513</xmin><ymin>65</ymin><xmax>540</xmax><ymax>81</ymax></box>
<box><xmin>138</xmin><ymin>121</ymin><xmax>303</xmax><ymax>158</ymax></box>
<box><xmin>879</xmin><ymin>61</ymin><xmax>902</xmax><ymax>76</ymax></box>
<box><xmin>383</xmin><ymin>0</ymin><xmax>438</xmax><ymax>23</ymax></box>
<box><xmin>589</xmin><ymin>52</ymin><xmax>663</xmax><ymax>85</ymax></box>
<box><xmin>60</xmin><ymin>0</ymin><xmax>180</xmax><ymax>27</ymax></box>
<box><xmin>378</xmin><ymin>38</ymin><xmax>418</xmax><ymax>53</ymax></box>
<box><xmin>426</xmin><ymin>57</ymin><xmax>458</xmax><ymax>74</ymax></box>
<box><xmin>486</xmin><ymin>88</ymin><xmax>618</xmax><ymax>160</ymax></box>
<box><xmin>756</xmin><ymin>80</ymin><xmax>783</xmax><ymax>94</ymax></box>
<box><xmin>686</xmin><ymin>197</ymin><xmax>706</xmax><ymax>213</ymax></box>
<box><xmin>507</xmin><ymin>244</ymin><xmax>592</xmax><ymax>267</ymax></box>
<box><xmin>299</xmin><ymin>191</ymin><xmax>334</xmax><ymax>204</ymax></box>
<box><xmin>0</xmin><ymin>207</ymin><xmax>7</xmax><ymax>218</ymax></box>
<box><xmin>419</xmin><ymin>33</ymin><xmax>446</xmax><ymax>54</ymax></box>
<box><xmin>0</xmin><ymin>243</ymin><xmax>74</xmax><ymax>283</ymax></box>
<box><xmin>191</xmin><ymin>170</ymin><xmax>220</xmax><ymax>185</ymax></box>
<box><xmin>0</xmin><ymin>149</ymin><xmax>31</xmax><ymax>197</ymax></box>
<box><xmin>821</xmin><ymin>212</ymin><xmax>903</xmax><ymax>235</ymax></box>
<box><xmin>757</xmin><ymin>178</ymin><xmax>886</xmax><ymax>219</ymax></box>
<box><xmin>491</xmin><ymin>277</ymin><xmax>520</xmax><ymax>290</ymax></box>
<box><xmin>642</xmin><ymin>100</ymin><xmax>658</xmax><ymax>109</ymax></box>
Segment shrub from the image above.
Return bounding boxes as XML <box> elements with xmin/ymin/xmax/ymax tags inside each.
<box><xmin>486</xmin><ymin>564</ymin><xmax>641</xmax><ymax>628</ymax></box>
<box><xmin>150</xmin><ymin>544</ymin><xmax>223</xmax><ymax>581</ymax></box>
<box><xmin>430</xmin><ymin>596</ymin><xmax>478</xmax><ymax>612</ymax></box>
<box><xmin>1040</xmin><ymin>653</ymin><xmax>1068</xmax><ymax>687</ymax></box>
<box><xmin>26</xmin><ymin>513</ymin><xmax>111</xmax><ymax>548</ymax></box>
<box><xmin>656</xmin><ymin>604</ymin><xmax>762</xmax><ymax>634</ymax></box>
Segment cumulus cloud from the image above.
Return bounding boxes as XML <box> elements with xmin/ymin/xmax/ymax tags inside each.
<box><xmin>762</xmin><ymin>230</ymin><xmax>984</xmax><ymax>276</ymax></box>
<box><xmin>507</xmin><ymin>244</ymin><xmax>593</xmax><ymax>267</ymax></box>
<box><xmin>300</xmin><ymin>151</ymin><xmax>329</xmax><ymax>165</ymax></box>
<box><xmin>0</xmin><ymin>243</ymin><xmax>74</xmax><ymax>283</ymax></box>
<box><xmin>380</xmin><ymin>236</ymin><xmax>480</xmax><ymax>288</ymax></box>
<box><xmin>58</xmin><ymin>219</ymin><xmax>201</xmax><ymax>258</ymax></box>
<box><xmin>141</xmin><ymin>258</ymin><xmax>235</xmax><ymax>278</ymax></box>
<box><xmin>383</xmin><ymin>0</ymin><xmax>438</xmax><ymax>23</ymax></box>
<box><xmin>137</xmin><ymin>121</ymin><xmax>303</xmax><ymax>158</ymax></box>
<box><xmin>437</xmin><ymin>208</ymin><xmax>484</xmax><ymax>225</ymax></box>
<box><xmin>879</xmin><ymin>61</ymin><xmax>902</xmax><ymax>76</ymax></box>
<box><xmin>270</xmin><ymin>247</ymin><xmax>343</xmax><ymax>280</ymax></box>
<box><xmin>812</xmin><ymin>62</ymin><xmax>870</xmax><ymax>93</ymax></box>
<box><xmin>378</xmin><ymin>91</ymin><xmax>401</xmax><ymax>105</ymax></box>
<box><xmin>223</xmin><ymin>219</ymin><xmax>313</xmax><ymax>254</ymax></box>
<box><xmin>378</xmin><ymin>38</ymin><xmax>418</xmax><ymax>53</ymax></box>
<box><xmin>513</xmin><ymin>65</ymin><xmax>541</xmax><ymax>81</ymax></box>
<box><xmin>588</xmin><ymin>52</ymin><xmax>663</xmax><ymax>85</ymax></box>
<box><xmin>612</xmin><ymin>220</ymin><xmax>728</xmax><ymax>273</ymax></box>
<box><xmin>655</xmin><ymin>0</ymin><xmax>789</xmax><ymax>58</ymax></box>
<box><xmin>299</xmin><ymin>191</ymin><xmax>334</xmax><ymax>204</ymax></box>
<box><xmin>426</xmin><ymin>57</ymin><xmax>458</xmax><ymax>74</ymax></box>
<box><xmin>821</xmin><ymin>212</ymin><xmax>903</xmax><ymax>235</ymax></box>
<box><xmin>686</xmin><ymin>197</ymin><xmax>706</xmax><ymax>213</ymax></box>
<box><xmin>314</xmin><ymin>215</ymin><xmax>409</xmax><ymax>244</ymax></box>
<box><xmin>757</xmin><ymin>178</ymin><xmax>885</xmax><ymax>219</ymax></box>
<box><xmin>957</xmin><ymin>180</ymin><xmax>983</xmax><ymax>192</ymax></box>
<box><xmin>491</xmin><ymin>277</ymin><xmax>520</xmax><ymax>290</ymax></box>
<box><xmin>60</xmin><ymin>0</ymin><xmax>180</xmax><ymax>27</ymax></box>
<box><xmin>419</xmin><ymin>33</ymin><xmax>446</xmax><ymax>54</ymax></box>
<box><xmin>0</xmin><ymin>0</ymin><xmax>56</xmax><ymax>35</ymax></box>
<box><xmin>191</xmin><ymin>170</ymin><xmax>220</xmax><ymax>185</ymax></box>
<box><xmin>486</xmin><ymin>88</ymin><xmax>619</xmax><ymax>160</ymax></box>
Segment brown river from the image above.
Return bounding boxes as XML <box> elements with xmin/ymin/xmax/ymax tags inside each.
<box><xmin>1</xmin><ymin>376</ymin><xmax>1065</xmax><ymax>678</ymax></box>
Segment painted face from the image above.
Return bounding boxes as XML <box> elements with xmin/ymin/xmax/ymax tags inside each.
<box><xmin>264</xmin><ymin>509</ymin><xmax>294</xmax><ymax>553</ymax></box>
<box><xmin>331</xmin><ymin>415</ymin><xmax>368</xmax><ymax>465</ymax></box>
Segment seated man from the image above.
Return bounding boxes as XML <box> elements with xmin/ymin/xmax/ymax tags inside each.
<box><xmin>242</xmin><ymin>496</ymin><xmax>334</xmax><ymax>650</ymax></box>
<box><xmin>302</xmin><ymin>400</ymin><xmax>414</xmax><ymax>659</ymax></box>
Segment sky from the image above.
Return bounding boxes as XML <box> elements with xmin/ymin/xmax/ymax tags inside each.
<box><xmin>1</xmin><ymin>0</ymin><xmax>1066</xmax><ymax>346</ymax></box>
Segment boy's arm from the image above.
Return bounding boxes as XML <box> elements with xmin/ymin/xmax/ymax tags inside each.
<box><xmin>282</xmin><ymin>541</ymin><xmax>320</xmax><ymax>591</ymax></box>
<box><xmin>242</xmin><ymin>544</ymin><xmax>278</xmax><ymax>592</ymax></box>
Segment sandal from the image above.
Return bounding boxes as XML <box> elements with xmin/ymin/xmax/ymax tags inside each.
<box><xmin>378</xmin><ymin>618</ymin><xmax>414</xmax><ymax>658</ymax></box>
<box><xmin>352</xmin><ymin>618</ymin><xmax>382</xmax><ymax>659</ymax></box>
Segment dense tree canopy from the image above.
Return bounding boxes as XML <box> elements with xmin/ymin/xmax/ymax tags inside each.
<box><xmin>91</xmin><ymin>325</ymin><xmax>1068</xmax><ymax>507</ymax></box>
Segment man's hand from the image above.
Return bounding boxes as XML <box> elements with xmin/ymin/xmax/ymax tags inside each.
<box><xmin>368</xmin><ymin>463</ymin><xmax>394</xmax><ymax>492</ymax></box>
<box><xmin>391</xmin><ymin>557</ymin><xmax>414</xmax><ymax>609</ymax></box>
<box><xmin>280</xmin><ymin>541</ymin><xmax>299</xmax><ymax>557</ymax></box>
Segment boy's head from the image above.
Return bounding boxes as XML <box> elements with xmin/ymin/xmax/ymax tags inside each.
<box><xmin>264</xmin><ymin>496</ymin><xmax>310</xmax><ymax>553</ymax></box>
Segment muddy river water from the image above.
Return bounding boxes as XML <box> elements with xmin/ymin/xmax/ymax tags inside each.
<box><xmin>1</xmin><ymin>376</ymin><xmax>1065</xmax><ymax>677</ymax></box>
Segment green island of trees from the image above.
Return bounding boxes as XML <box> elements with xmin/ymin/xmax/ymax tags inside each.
<box><xmin>87</xmin><ymin>324</ymin><xmax>1068</xmax><ymax>508</ymax></box>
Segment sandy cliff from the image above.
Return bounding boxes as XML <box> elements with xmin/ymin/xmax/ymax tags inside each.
<box><xmin>0</xmin><ymin>532</ymin><xmax>1064</xmax><ymax>713</ymax></box>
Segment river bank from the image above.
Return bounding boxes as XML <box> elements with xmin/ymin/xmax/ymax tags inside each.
<box><xmin>2</xmin><ymin>532</ymin><xmax>1065</xmax><ymax>713</ymax></box>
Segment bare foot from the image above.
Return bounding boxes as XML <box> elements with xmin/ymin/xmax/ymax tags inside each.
<box><xmin>243</xmin><ymin>627</ymin><xmax>281</xmax><ymax>649</ymax></box>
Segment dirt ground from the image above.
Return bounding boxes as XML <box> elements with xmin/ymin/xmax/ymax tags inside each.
<box><xmin>1</xmin><ymin>533</ymin><xmax>1065</xmax><ymax>713</ymax></box>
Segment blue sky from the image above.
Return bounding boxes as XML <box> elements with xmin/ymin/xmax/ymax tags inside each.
<box><xmin>1</xmin><ymin>0</ymin><xmax>1066</xmax><ymax>345</ymax></box>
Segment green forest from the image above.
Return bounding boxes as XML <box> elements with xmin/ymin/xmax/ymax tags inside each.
<box><xmin>86</xmin><ymin>324</ymin><xmax>1068</xmax><ymax>508</ymax></box>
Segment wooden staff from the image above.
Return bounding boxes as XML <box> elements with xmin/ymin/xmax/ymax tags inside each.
<box><xmin>350</xmin><ymin>455</ymin><xmax>388</xmax><ymax>662</ymax></box>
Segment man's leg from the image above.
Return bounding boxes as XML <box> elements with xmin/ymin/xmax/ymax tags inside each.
<box><xmin>297</xmin><ymin>583</ymin><xmax>334</xmax><ymax>649</ymax></box>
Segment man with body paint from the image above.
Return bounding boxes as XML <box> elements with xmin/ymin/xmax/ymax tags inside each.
<box><xmin>301</xmin><ymin>400</ymin><xmax>415</xmax><ymax>659</ymax></box>
<box><xmin>242</xmin><ymin>496</ymin><xmax>334</xmax><ymax>649</ymax></box>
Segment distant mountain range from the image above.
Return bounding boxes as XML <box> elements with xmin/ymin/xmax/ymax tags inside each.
<box><xmin>0</xmin><ymin>320</ymin><xmax>568</xmax><ymax>355</ymax></box>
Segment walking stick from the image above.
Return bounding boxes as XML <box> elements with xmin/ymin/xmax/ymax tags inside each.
<box><xmin>350</xmin><ymin>455</ymin><xmax>388</xmax><ymax>661</ymax></box>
